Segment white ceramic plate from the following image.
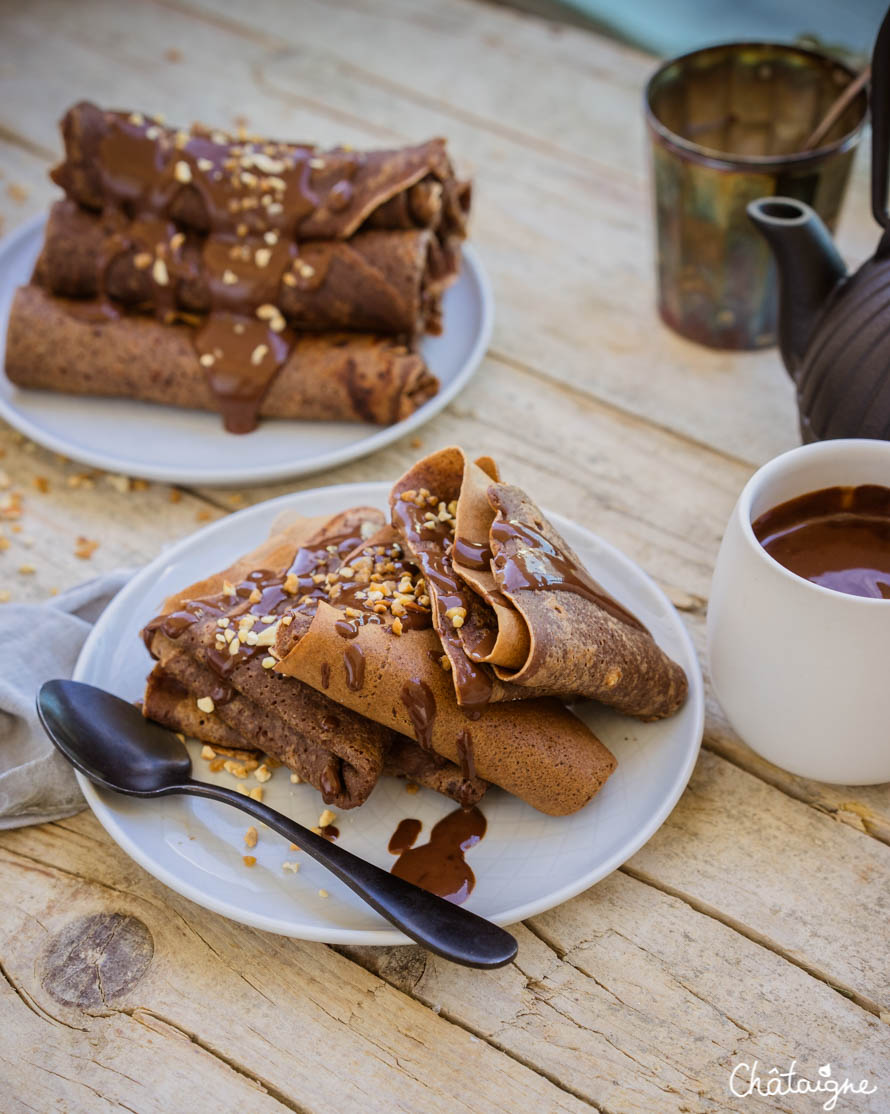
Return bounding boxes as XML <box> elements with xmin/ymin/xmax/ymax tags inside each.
<box><xmin>0</xmin><ymin>216</ymin><xmax>493</xmax><ymax>486</ymax></box>
<box><xmin>73</xmin><ymin>482</ymin><xmax>704</xmax><ymax>945</ymax></box>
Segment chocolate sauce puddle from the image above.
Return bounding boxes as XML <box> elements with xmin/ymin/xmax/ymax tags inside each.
<box><xmin>389</xmin><ymin>807</ymin><xmax>486</xmax><ymax>903</ymax></box>
<box><xmin>388</xmin><ymin>817</ymin><xmax>422</xmax><ymax>854</ymax></box>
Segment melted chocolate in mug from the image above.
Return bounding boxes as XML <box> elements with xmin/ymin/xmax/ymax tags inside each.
<box><xmin>752</xmin><ymin>485</ymin><xmax>890</xmax><ymax>600</ymax></box>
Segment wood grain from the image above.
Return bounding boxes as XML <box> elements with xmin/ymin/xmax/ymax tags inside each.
<box><xmin>0</xmin><ymin>1</ymin><xmax>888</xmax><ymax>1111</ymax></box>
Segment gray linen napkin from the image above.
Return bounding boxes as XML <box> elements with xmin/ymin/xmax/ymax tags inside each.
<box><xmin>0</xmin><ymin>570</ymin><xmax>133</xmax><ymax>829</ymax></box>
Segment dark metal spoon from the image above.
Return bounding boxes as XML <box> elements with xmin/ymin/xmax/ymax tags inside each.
<box><xmin>37</xmin><ymin>680</ymin><xmax>517</xmax><ymax>969</ymax></box>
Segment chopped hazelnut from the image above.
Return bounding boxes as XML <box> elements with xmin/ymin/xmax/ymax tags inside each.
<box><xmin>282</xmin><ymin>861</ymin><xmax>300</xmax><ymax>873</ymax></box>
<box><xmin>174</xmin><ymin>160</ymin><xmax>192</xmax><ymax>184</ymax></box>
<box><xmin>249</xmin><ymin>786</ymin><xmax>263</xmax><ymax>802</ymax></box>
<box><xmin>255</xmin><ymin>764</ymin><xmax>272</xmax><ymax>783</ymax></box>
<box><xmin>242</xmin><ymin>855</ymin><xmax>257</xmax><ymax>867</ymax></box>
<box><xmin>152</xmin><ymin>258</ymin><xmax>169</xmax><ymax>286</ymax></box>
<box><xmin>318</xmin><ymin>809</ymin><xmax>336</xmax><ymax>828</ymax></box>
<box><xmin>196</xmin><ymin>696</ymin><xmax>215</xmax><ymax>714</ymax></box>
<box><xmin>201</xmin><ymin>745</ymin><xmax>216</xmax><ymax>760</ymax></box>
<box><xmin>244</xmin><ymin>826</ymin><xmax>258</xmax><ymax>848</ymax></box>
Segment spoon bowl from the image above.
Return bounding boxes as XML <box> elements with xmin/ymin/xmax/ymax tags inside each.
<box><xmin>39</xmin><ymin>679</ymin><xmax>191</xmax><ymax>794</ymax></box>
<box><xmin>37</xmin><ymin>679</ymin><xmax>518</xmax><ymax>969</ymax></box>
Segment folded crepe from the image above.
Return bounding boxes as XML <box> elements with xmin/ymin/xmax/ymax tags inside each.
<box><xmin>141</xmin><ymin>508</ymin><xmax>486</xmax><ymax>808</ymax></box>
<box><xmin>390</xmin><ymin>447</ymin><xmax>688</xmax><ymax>720</ymax></box>
<box><xmin>274</xmin><ymin>525</ymin><xmax>617</xmax><ymax>816</ymax></box>
<box><xmin>35</xmin><ymin>199</ymin><xmax>455</xmax><ymax>337</ymax></box>
<box><xmin>52</xmin><ymin>102</ymin><xmax>471</xmax><ymax>245</ymax></box>
<box><xmin>6</xmin><ymin>285</ymin><xmax>438</xmax><ymax>433</ymax></box>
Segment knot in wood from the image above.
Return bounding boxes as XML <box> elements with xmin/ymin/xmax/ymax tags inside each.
<box><xmin>40</xmin><ymin>912</ymin><xmax>154</xmax><ymax>1008</ymax></box>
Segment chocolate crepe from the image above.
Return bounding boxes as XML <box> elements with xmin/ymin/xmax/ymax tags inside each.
<box><xmin>144</xmin><ymin>665</ymin><xmax>245</xmax><ymax>749</ymax></box>
<box><xmin>144</xmin><ymin>661</ymin><xmax>485</xmax><ymax>806</ymax></box>
<box><xmin>6</xmin><ymin>285</ymin><xmax>438</xmax><ymax>432</ymax></box>
<box><xmin>391</xmin><ymin>447</ymin><xmax>688</xmax><ymax>720</ymax></box>
<box><xmin>52</xmin><ymin>102</ymin><xmax>470</xmax><ymax>244</ymax></box>
<box><xmin>7</xmin><ymin>102</ymin><xmax>473</xmax><ymax>434</ymax></box>
<box><xmin>141</xmin><ymin>508</ymin><xmax>487</xmax><ymax>808</ymax></box>
<box><xmin>273</xmin><ymin>527</ymin><xmax>617</xmax><ymax>816</ymax></box>
<box><xmin>35</xmin><ymin>199</ymin><xmax>454</xmax><ymax>337</ymax></box>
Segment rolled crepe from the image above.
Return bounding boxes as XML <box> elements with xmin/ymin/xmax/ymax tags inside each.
<box><xmin>144</xmin><ymin>665</ymin><xmax>246</xmax><ymax>749</ymax></box>
<box><xmin>275</xmin><ymin>598</ymin><xmax>616</xmax><ymax>816</ymax></box>
<box><xmin>391</xmin><ymin>447</ymin><xmax>688</xmax><ymax>719</ymax></box>
<box><xmin>145</xmin><ymin>663</ymin><xmax>486</xmax><ymax>806</ymax></box>
<box><xmin>34</xmin><ymin>199</ymin><xmax>454</xmax><ymax>337</ymax></box>
<box><xmin>142</xmin><ymin>508</ymin><xmax>394</xmax><ymax>808</ymax></box>
<box><xmin>51</xmin><ymin>102</ymin><xmax>471</xmax><ymax>244</ymax></box>
<box><xmin>5</xmin><ymin>285</ymin><xmax>439</xmax><ymax>433</ymax></box>
<box><xmin>142</xmin><ymin>507</ymin><xmax>486</xmax><ymax>807</ymax></box>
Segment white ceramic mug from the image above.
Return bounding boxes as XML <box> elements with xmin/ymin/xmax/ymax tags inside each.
<box><xmin>707</xmin><ymin>439</ymin><xmax>890</xmax><ymax>785</ymax></box>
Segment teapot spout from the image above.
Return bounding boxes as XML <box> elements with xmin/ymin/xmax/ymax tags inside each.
<box><xmin>748</xmin><ymin>198</ymin><xmax>847</xmax><ymax>376</ymax></box>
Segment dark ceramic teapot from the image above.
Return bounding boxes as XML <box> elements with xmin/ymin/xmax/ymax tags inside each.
<box><xmin>748</xmin><ymin>7</ymin><xmax>890</xmax><ymax>442</ymax></box>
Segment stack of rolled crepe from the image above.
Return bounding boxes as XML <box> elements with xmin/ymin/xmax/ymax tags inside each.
<box><xmin>6</xmin><ymin>102</ymin><xmax>472</xmax><ymax>432</ymax></box>
<box><xmin>142</xmin><ymin>447</ymin><xmax>689</xmax><ymax>817</ymax></box>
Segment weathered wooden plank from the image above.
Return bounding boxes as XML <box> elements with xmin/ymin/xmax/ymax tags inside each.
<box><xmin>627</xmin><ymin>749</ymin><xmax>890</xmax><ymax>1013</ymax></box>
<box><xmin>0</xmin><ymin>423</ymin><xmax>225</xmax><ymax>605</ymax></box>
<box><xmin>0</xmin><ymin>814</ymin><xmax>589</xmax><ymax>1114</ymax></box>
<box><xmin>345</xmin><ymin>868</ymin><xmax>890</xmax><ymax>1113</ymax></box>
<box><xmin>0</xmin><ymin>141</ymin><xmax>55</xmax><ymax>237</ymax></box>
<box><xmin>0</xmin><ymin>978</ymin><xmax>296</xmax><ymax>1114</ymax></box>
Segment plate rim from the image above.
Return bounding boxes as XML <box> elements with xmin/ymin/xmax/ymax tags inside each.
<box><xmin>0</xmin><ymin>216</ymin><xmax>494</xmax><ymax>486</ymax></box>
<box><xmin>73</xmin><ymin>480</ymin><xmax>704</xmax><ymax>945</ymax></box>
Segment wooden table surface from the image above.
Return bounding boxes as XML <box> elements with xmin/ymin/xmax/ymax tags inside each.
<box><xmin>1</xmin><ymin>2</ymin><xmax>888</xmax><ymax>1111</ymax></box>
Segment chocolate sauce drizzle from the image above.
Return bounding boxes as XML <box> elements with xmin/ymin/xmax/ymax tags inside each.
<box><xmin>142</xmin><ymin>527</ymin><xmax>365</xmax><ymax>678</ymax></box>
<box><xmin>389</xmin><ymin>807</ymin><xmax>486</xmax><ymax>903</ymax></box>
<box><xmin>392</xmin><ymin>495</ymin><xmax>494</xmax><ymax>707</ymax></box>
<box><xmin>455</xmin><ymin>727</ymin><xmax>476</xmax><ymax>782</ymax></box>
<box><xmin>452</xmin><ymin>536</ymin><xmax>493</xmax><ymax>571</ymax></box>
<box><xmin>491</xmin><ymin>517</ymin><xmax>647</xmax><ymax>631</ymax></box>
<box><xmin>343</xmin><ymin>644</ymin><xmax>366</xmax><ymax>691</ymax></box>
<box><xmin>87</xmin><ymin>111</ymin><xmax>370</xmax><ymax>432</ymax></box>
<box><xmin>400</xmin><ymin>677</ymin><xmax>437</xmax><ymax>751</ymax></box>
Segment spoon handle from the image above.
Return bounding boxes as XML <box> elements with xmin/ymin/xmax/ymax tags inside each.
<box><xmin>179</xmin><ymin>777</ymin><xmax>517</xmax><ymax>969</ymax></box>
